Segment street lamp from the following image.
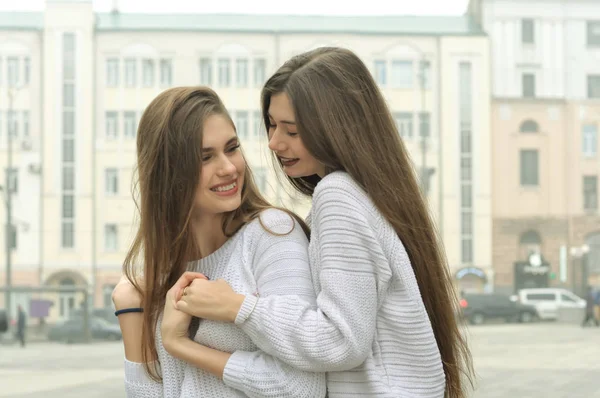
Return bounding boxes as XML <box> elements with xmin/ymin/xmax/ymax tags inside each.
<box><xmin>3</xmin><ymin>84</ymin><xmax>23</xmax><ymax>324</ymax></box>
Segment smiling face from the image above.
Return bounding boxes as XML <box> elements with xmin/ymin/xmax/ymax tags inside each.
<box><xmin>266</xmin><ymin>92</ymin><xmax>325</xmax><ymax>178</ymax></box>
<box><xmin>193</xmin><ymin>114</ymin><xmax>246</xmax><ymax>217</ymax></box>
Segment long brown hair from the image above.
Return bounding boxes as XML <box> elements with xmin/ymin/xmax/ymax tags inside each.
<box><xmin>261</xmin><ymin>47</ymin><xmax>474</xmax><ymax>397</ymax></box>
<box><xmin>123</xmin><ymin>86</ymin><xmax>308</xmax><ymax>380</ymax></box>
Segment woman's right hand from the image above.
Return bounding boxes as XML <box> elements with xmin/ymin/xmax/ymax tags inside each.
<box><xmin>112</xmin><ymin>275</ymin><xmax>143</xmax><ymax>310</ymax></box>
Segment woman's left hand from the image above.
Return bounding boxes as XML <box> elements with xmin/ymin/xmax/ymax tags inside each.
<box><xmin>161</xmin><ymin>284</ymin><xmax>192</xmax><ymax>353</ymax></box>
<box><xmin>173</xmin><ymin>273</ymin><xmax>245</xmax><ymax>323</ymax></box>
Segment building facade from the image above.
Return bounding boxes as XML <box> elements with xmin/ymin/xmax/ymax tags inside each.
<box><xmin>469</xmin><ymin>0</ymin><xmax>600</xmax><ymax>295</ymax></box>
<box><xmin>0</xmin><ymin>0</ymin><xmax>491</xmax><ymax>322</ymax></box>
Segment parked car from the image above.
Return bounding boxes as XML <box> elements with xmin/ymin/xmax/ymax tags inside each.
<box><xmin>515</xmin><ymin>288</ymin><xmax>586</xmax><ymax>321</ymax></box>
<box><xmin>459</xmin><ymin>293</ymin><xmax>538</xmax><ymax>325</ymax></box>
<box><xmin>0</xmin><ymin>310</ymin><xmax>7</xmax><ymax>333</ymax></box>
<box><xmin>48</xmin><ymin>316</ymin><xmax>121</xmax><ymax>343</ymax></box>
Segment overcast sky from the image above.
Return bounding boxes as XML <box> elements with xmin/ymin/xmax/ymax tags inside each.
<box><xmin>1</xmin><ymin>0</ymin><xmax>470</xmax><ymax>16</ymax></box>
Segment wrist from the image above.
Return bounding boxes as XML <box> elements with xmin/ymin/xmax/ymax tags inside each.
<box><xmin>162</xmin><ymin>335</ymin><xmax>187</xmax><ymax>357</ymax></box>
<box><xmin>228</xmin><ymin>294</ymin><xmax>246</xmax><ymax>323</ymax></box>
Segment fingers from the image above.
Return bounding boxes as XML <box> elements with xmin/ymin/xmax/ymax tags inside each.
<box><xmin>172</xmin><ymin>271</ymin><xmax>208</xmax><ymax>300</ymax></box>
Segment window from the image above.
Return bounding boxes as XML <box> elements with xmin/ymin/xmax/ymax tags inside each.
<box><xmin>560</xmin><ymin>294</ymin><xmax>576</xmax><ymax>303</ymax></box>
<box><xmin>22</xmin><ymin>111</ymin><xmax>29</xmax><ymax>137</ymax></box>
<box><xmin>584</xmin><ymin>175</ymin><xmax>598</xmax><ymax>211</ymax></box>
<box><xmin>63</xmin><ymin>110</ymin><xmax>74</xmax><ymax>137</ymax></box>
<box><xmin>587</xmin><ymin>21</ymin><xmax>600</xmax><ymax>47</ymax></box>
<box><xmin>142</xmin><ymin>59</ymin><xmax>154</xmax><ymax>87</ymax></box>
<box><xmin>461</xmin><ymin>211</ymin><xmax>473</xmax><ymax>235</ymax></box>
<box><xmin>123</xmin><ymin>111</ymin><xmax>137</xmax><ymax>139</ymax></box>
<box><xmin>253</xmin><ymin>110</ymin><xmax>264</xmax><ymax>138</ymax></box>
<box><xmin>520</xmin><ymin>230</ymin><xmax>541</xmax><ymax>257</ymax></box>
<box><xmin>7</xmin><ymin>57</ymin><xmax>19</xmax><ymax>87</ymax></box>
<box><xmin>63</xmin><ymin>139</ymin><xmax>74</xmax><ymax>163</ymax></box>
<box><xmin>23</xmin><ymin>57</ymin><xmax>30</xmax><ymax>85</ymax></box>
<box><xmin>63</xmin><ymin>83</ymin><xmax>75</xmax><ymax>107</ymax></box>
<box><xmin>160</xmin><ymin>59</ymin><xmax>172</xmax><ymax>86</ymax></box>
<box><xmin>583</xmin><ymin>124</ymin><xmax>598</xmax><ymax>157</ymax></box>
<box><xmin>62</xmin><ymin>34</ymin><xmax>75</xmax><ymax>80</ymax></box>
<box><xmin>393</xmin><ymin>112</ymin><xmax>413</xmax><ymax>138</ymax></box>
<box><xmin>105</xmin><ymin>224</ymin><xmax>118</xmax><ymax>251</ymax></box>
<box><xmin>106</xmin><ymin>58</ymin><xmax>119</xmax><ymax>87</ymax></box>
<box><xmin>587</xmin><ymin>75</ymin><xmax>600</xmax><ymax>99</ymax></box>
<box><xmin>6</xmin><ymin>168</ymin><xmax>18</xmax><ymax>194</ymax></box>
<box><xmin>461</xmin><ymin>158</ymin><xmax>472</xmax><ymax>180</ymax></box>
<box><xmin>254</xmin><ymin>58</ymin><xmax>266</xmax><ymax>86</ymax></box>
<box><xmin>391</xmin><ymin>60</ymin><xmax>413</xmax><ymax>88</ymax></box>
<box><xmin>520</xmin><ymin>120</ymin><xmax>539</xmax><ymax>133</ymax></box>
<box><xmin>522</xmin><ymin>73</ymin><xmax>536</xmax><ymax>98</ymax></box>
<box><xmin>461</xmin><ymin>239</ymin><xmax>473</xmax><ymax>263</ymax></box>
<box><xmin>124</xmin><ymin>58</ymin><xmax>136</xmax><ymax>87</ymax></box>
<box><xmin>522</xmin><ymin>19</ymin><xmax>535</xmax><ymax>44</ymax></box>
<box><xmin>525</xmin><ymin>293</ymin><xmax>555</xmax><ymax>301</ymax></box>
<box><xmin>199</xmin><ymin>58</ymin><xmax>212</xmax><ymax>85</ymax></box>
<box><xmin>235</xmin><ymin>111</ymin><xmax>249</xmax><ymax>139</ymax></box>
<box><xmin>62</xmin><ymin>167</ymin><xmax>74</xmax><ymax>190</ymax></box>
<box><xmin>105</xmin><ymin>168</ymin><xmax>118</xmax><ymax>195</ymax></box>
<box><xmin>105</xmin><ymin>111</ymin><xmax>118</xmax><ymax>139</ymax></box>
<box><xmin>218</xmin><ymin>59</ymin><xmax>230</xmax><ymax>87</ymax></box>
<box><xmin>419</xmin><ymin>112</ymin><xmax>430</xmax><ymax>138</ymax></box>
<box><xmin>374</xmin><ymin>60</ymin><xmax>386</xmax><ymax>85</ymax></box>
<box><xmin>236</xmin><ymin>59</ymin><xmax>248</xmax><ymax>87</ymax></box>
<box><xmin>62</xmin><ymin>195</ymin><xmax>74</xmax><ymax>218</ymax></box>
<box><xmin>461</xmin><ymin>184</ymin><xmax>472</xmax><ymax>207</ymax></box>
<box><xmin>520</xmin><ymin>149</ymin><xmax>539</xmax><ymax>186</ymax></box>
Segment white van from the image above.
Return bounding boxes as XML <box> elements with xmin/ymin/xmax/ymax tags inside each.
<box><xmin>516</xmin><ymin>288</ymin><xmax>586</xmax><ymax>320</ymax></box>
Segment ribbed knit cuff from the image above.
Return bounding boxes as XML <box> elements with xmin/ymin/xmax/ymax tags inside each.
<box><xmin>222</xmin><ymin>351</ymin><xmax>253</xmax><ymax>391</ymax></box>
<box><xmin>124</xmin><ymin>359</ymin><xmax>160</xmax><ymax>385</ymax></box>
<box><xmin>234</xmin><ymin>294</ymin><xmax>259</xmax><ymax>325</ymax></box>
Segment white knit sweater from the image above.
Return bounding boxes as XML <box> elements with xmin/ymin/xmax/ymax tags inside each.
<box><xmin>123</xmin><ymin>209</ymin><xmax>326</xmax><ymax>397</ymax></box>
<box><xmin>236</xmin><ymin>171</ymin><xmax>446</xmax><ymax>397</ymax></box>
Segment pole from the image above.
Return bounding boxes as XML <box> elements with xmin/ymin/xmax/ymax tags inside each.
<box><xmin>5</xmin><ymin>88</ymin><xmax>14</xmax><ymax>323</ymax></box>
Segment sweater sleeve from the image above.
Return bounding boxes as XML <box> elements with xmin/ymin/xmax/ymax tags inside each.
<box><xmin>235</xmin><ymin>185</ymin><xmax>381</xmax><ymax>372</ymax></box>
<box><xmin>123</xmin><ymin>360</ymin><xmax>164</xmax><ymax>398</ymax></box>
<box><xmin>222</xmin><ymin>209</ymin><xmax>326</xmax><ymax>397</ymax></box>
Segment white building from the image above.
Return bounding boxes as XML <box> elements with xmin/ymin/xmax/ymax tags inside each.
<box><xmin>0</xmin><ymin>0</ymin><xmax>491</xmax><ymax>322</ymax></box>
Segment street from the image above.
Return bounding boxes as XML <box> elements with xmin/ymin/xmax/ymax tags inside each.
<box><xmin>0</xmin><ymin>323</ymin><xmax>598</xmax><ymax>397</ymax></box>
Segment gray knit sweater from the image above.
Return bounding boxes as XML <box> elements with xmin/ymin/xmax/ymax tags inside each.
<box><xmin>123</xmin><ymin>209</ymin><xmax>326</xmax><ymax>397</ymax></box>
<box><xmin>235</xmin><ymin>171</ymin><xmax>446</xmax><ymax>397</ymax></box>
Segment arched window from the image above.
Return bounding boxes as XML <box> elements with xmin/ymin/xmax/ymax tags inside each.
<box><xmin>519</xmin><ymin>230</ymin><xmax>542</xmax><ymax>259</ymax></box>
<box><xmin>520</xmin><ymin>120</ymin><xmax>539</xmax><ymax>133</ymax></box>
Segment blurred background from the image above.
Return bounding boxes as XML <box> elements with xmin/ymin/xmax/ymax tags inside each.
<box><xmin>0</xmin><ymin>0</ymin><xmax>598</xmax><ymax>397</ymax></box>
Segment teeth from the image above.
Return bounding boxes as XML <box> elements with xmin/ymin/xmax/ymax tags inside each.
<box><xmin>213</xmin><ymin>182</ymin><xmax>236</xmax><ymax>192</ymax></box>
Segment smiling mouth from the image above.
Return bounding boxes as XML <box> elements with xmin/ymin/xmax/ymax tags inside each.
<box><xmin>210</xmin><ymin>180</ymin><xmax>238</xmax><ymax>195</ymax></box>
<box><xmin>279</xmin><ymin>157</ymin><xmax>299</xmax><ymax>167</ymax></box>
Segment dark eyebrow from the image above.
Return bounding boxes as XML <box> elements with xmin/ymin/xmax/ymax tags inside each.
<box><xmin>268</xmin><ymin>113</ymin><xmax>296</xmax><ymax>126</ymax></box>
<box><xmin>202</xmin><ymin>137</ymin><xmax>239</xmax><ymax>153</ymax></box>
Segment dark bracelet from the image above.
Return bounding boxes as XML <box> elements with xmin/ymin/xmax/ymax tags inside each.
<box><xmin>115</xmin><ymin>307</ymin><xmax>144</xmax><ymax>317</ymax></box>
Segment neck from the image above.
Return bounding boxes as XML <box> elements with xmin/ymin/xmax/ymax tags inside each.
<box><xmin>190</xmin><ymin>213</ymin><xmax>228</xmax><ymax>259</ymax></box>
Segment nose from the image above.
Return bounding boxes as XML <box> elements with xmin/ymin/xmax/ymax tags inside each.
<box><xmin>216</xmin><ymin>153</ymin><xmax>237</xmax><ymax>176</ymax></box>
<box><xmin>268</xmin><ymin>128</ymin><xmax>286</xmax><ymax>153</ymax></box>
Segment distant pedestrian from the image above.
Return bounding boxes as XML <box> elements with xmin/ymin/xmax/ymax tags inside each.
<box><xmin>16</xmin><ymin>305</ymin><xmax>26</xmax><ymax>347</ymax></box>
<box><xmin>582</xmin><ymin>286</ymin><xmax>599</xmax><ymax>327</ymax></box>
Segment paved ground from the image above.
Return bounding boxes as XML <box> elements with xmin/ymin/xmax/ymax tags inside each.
<box><xmin>0</xmin><ymin>323</ymin><xmax>598</xmax><ymax>397</ymax></box>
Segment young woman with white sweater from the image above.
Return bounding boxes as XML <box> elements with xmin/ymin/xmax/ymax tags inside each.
<box><xmin>111</xmin><ymin>86</ymin><xmax>326</xmax><ymax>398</ymax></box>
